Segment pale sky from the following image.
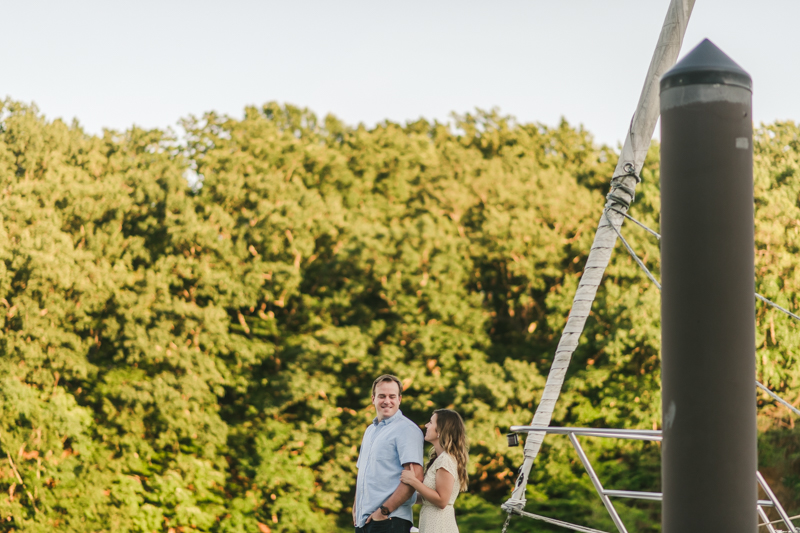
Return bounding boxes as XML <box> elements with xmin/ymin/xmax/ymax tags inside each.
<box><xmin>3</xmin><ymin>1</ymin><xmax>798</xmax><ymax>148</ymax></box>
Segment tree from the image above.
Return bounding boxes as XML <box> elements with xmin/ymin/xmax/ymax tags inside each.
<box><xmin>0</xmin><ymin>98</ymin><xmax>797</xmax><ymax>532</ymax></box>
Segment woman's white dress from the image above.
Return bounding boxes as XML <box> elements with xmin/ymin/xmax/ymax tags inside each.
<box><xmin>418</xmin><ymin>452</ymin><xmax>460</xmax><ymax>533</ymax></box>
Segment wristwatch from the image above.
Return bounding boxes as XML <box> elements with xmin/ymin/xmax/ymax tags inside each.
<box><xmin>380</xmin><ymin>505</ymin><xmax>390</xmax><ymax>516</ymax></box>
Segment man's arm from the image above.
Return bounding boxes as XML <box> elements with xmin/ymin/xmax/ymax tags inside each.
<box><xmin>365</xmin><ymin>462</ymin><xmax>423</xmax><ymax>523</ymax></box>
<box><xmin>353</xmin><ymin>426</ymin><xmax>369</xmax><ymax>526</ymax></box>
<box><xmin>401</xmin><ymin>466</ymin><xmax>454</xmax><ymax>509</ymax></box>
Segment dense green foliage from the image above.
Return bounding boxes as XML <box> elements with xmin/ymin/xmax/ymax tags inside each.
<box><xmin>0</xmin><ymin>99</ymin><xmax>798</xmax><ymax>532</ymax></box>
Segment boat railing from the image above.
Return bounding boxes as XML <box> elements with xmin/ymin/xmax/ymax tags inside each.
<box><xmin>507</xmin><ymin>426</ymin><xmax>798</xmax><ymax>533</ymax></box>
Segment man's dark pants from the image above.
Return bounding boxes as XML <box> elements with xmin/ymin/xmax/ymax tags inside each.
<box><xmin>355</xmin><ymin>517</ymin><xmax>413</xmax><ymax>533</ymax></box>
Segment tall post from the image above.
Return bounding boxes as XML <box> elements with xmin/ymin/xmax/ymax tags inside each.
<box><xmin>660</xmin><ymin>39</ymin><xmax>756</xmax><ymax>533</ymax></box>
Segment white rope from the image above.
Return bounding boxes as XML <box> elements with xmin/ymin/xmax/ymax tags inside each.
<box><xmin>502</xmin><ymin>0</ymin><xmax>696</xmax><ymax>512</ymax></box>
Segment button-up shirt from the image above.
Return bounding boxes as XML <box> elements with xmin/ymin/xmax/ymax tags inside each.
<box><xmin>354</xmin><ymin>409</ymin><xmax>424</xmax><ymax>528</ymax></box>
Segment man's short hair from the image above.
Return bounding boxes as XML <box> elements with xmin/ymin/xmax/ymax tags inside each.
<box><xmin>372</xmin><ymin>374</ymin><xmax>403</xmax><ymax>397</ymax></box>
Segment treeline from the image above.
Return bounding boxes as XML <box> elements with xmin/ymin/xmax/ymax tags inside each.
<box><xmin>0</xmin><ymin>99</ymin><xmax>797</xmax><ymax>532</ymax></box>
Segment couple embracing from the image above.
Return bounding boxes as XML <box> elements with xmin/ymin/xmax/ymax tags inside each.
<box><xmin>353</xmin><ymin>374</ymin><xmax>469</xmax><ymax>533</ymax></box>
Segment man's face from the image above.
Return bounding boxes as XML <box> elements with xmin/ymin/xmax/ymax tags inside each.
<box><xmin>372</xmin><ymin>380</ymin><xmax>401</xmax><ymax>421</ymax></box>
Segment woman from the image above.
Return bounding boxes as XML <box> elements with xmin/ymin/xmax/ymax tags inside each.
<box><xmin>400</xmin><ymin>409</ymin><xmax>468</xmax><ymax>533</ymax></box>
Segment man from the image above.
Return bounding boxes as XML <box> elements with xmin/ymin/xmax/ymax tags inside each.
<box><xmin>353</xmin><ymin>374</ymin><xmax>424</xmax><ymax>533</ymax></box>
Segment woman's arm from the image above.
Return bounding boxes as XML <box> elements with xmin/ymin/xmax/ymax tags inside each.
<box><xmin>400</xmin><ymin>467</ymin><xmax>455</xmax><ymax>510</ymax></box>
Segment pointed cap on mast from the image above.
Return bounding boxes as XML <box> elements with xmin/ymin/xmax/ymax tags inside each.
<box><xmin>661</xmin><ymin>39</ymin><xmax>751</xmax><ymax>92</ymax></box>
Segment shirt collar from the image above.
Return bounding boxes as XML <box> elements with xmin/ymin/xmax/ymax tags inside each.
<box><xmin>373</xmin><ymin>409</ymin><xmax>403</xmax><ymax>426</ymax></box>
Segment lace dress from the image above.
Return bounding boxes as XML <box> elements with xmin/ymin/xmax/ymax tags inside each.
<box><xmin>418</xmin><ymin>452</ymin><xmax>460</xmax><ymax>533</ymax></box>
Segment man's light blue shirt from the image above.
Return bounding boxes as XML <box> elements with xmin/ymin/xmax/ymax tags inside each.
<box><xmin>355</xmin><ymin>409</ymin><xmax>424</xmax><ymax>528</ymax></box>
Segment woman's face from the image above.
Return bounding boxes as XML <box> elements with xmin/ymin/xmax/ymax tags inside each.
<box><xmin>424</xmin><ymin>413</ymin><xmax>439</xmax><ymax>443</ymax></box>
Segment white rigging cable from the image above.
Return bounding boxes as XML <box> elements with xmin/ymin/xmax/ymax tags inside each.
<box><xmin>757</xmin><ymin>381</ymin><xmax>800</xmax><ymax>418</ymax></box>
<box><xmin>503</xmin><ymin>0</ymin><xmax>696</xmax><ymax>512</ymax></box>
<box><xmin>613</xmin><ymin>214</ymin><xmax>800</xmax><ymax>418</ymax></box>
<box><xmin>756</xmin><ymin>293</ymin><xmax>800</xmax><ymax>323</ymax></box>
<box><xmin>611</xmin><ymin>215</ymin><xmax>800</xmax><ymax>324</ymax></box>
<box><xmin>605</xmin><ymin>210</ymin><xmax>661</xmax><ymax>290</ymax></box>
<box><xmin>612</xmin><ymin>213</ymin><xmax>800</xmax><ymax>324</ymax></box>
<box><xmin>621</xmin><ymin>212</ymin><xmax>662</xmax><ymax>240</ymax></box>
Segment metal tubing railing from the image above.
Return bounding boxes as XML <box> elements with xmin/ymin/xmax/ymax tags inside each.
<box><xmin>506</xmin><ymin>426</ymin><xmax>795</xmax><ymax>533</ymax></box>
<box><xmin>604</xmin><ymin>490</ymin><xmax>663</xmax><ymax>502</ymax></box>
<box><xmin>757</xmin><ymin>471</ymin><xmax>798</xmax><ymax>533</ymax></box>
<box><xmin>510</xmin><ymin>426</ymin><xmax>662</xmax><ymax>442</ymax></box>
<box><xmin>601</xmin><ymin>490</ymin><xmax>773</xmax><ymax>508</ymax></box>
<box><xmin>569</xmin><ymin>433</ymin><xmax>629</xmax><ymax>533</ymax></box>
<box><xmin>757</xmin><ymin>506</ymin><xmax>778</xmax><ymax>533</ymax></box>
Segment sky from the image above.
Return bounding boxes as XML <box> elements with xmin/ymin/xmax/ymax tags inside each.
<box><xmin>2</xmin><ymin>0</ymin><xmax>798</xmax><ymax>148</ymax></box>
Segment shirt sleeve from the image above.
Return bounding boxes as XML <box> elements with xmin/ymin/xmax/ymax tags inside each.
<box><xmin>357</xmin><ymin>427</ymin><xmax>369</xmax><ymax>469</ymax></box>
<box><xmin>397</xmin><ymin>421</ymin><xmax>424</xmax><ymax>466</ymax></box>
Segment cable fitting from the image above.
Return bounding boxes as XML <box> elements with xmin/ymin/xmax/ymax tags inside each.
<box><xmin>616</xmin><ymin>165</ymin><xmax>642</xmax><ymax>183</ymax></box>
<box><xmin>606</xmin><ymin>172</ymin><xmax>639</xmax><ymax>209</ymax></box>
<box><xmin>606</xmin><ymin>185</ymin><xmax>635</xmax><ymax>209</ymax></box>
<box><xmin>502</xmin><ymin>499</ymin><xmax>526</xmax><ymax>513</ymax></box>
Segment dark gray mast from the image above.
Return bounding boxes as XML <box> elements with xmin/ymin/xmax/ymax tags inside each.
<box><xmin>660</xmin><ymin>39</ymin><xmax>756</xmax><ymax>533</ymax></box>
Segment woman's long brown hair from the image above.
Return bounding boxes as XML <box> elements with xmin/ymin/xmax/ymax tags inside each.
<box><xmin>424</xmin><ymin>409</ymin><xmax>469</xmax><ymax>492</ymax></box>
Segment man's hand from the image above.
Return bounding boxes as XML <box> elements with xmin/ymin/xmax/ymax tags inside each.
<box><xmin>364</xmin><ymin>463</ymin><xmax>422</xmax><ymax>524</ymax></box>
<box><xmin>366</xmin><ymin>508</ymin><xmax>389</xmax><ymax>523</ymax></box>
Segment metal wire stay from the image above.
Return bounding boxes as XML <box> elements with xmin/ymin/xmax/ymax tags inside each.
<box><xmin>608</xmin><ymin>213</ymin><xmax>800</xmax><ymax>418</ymax></box>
